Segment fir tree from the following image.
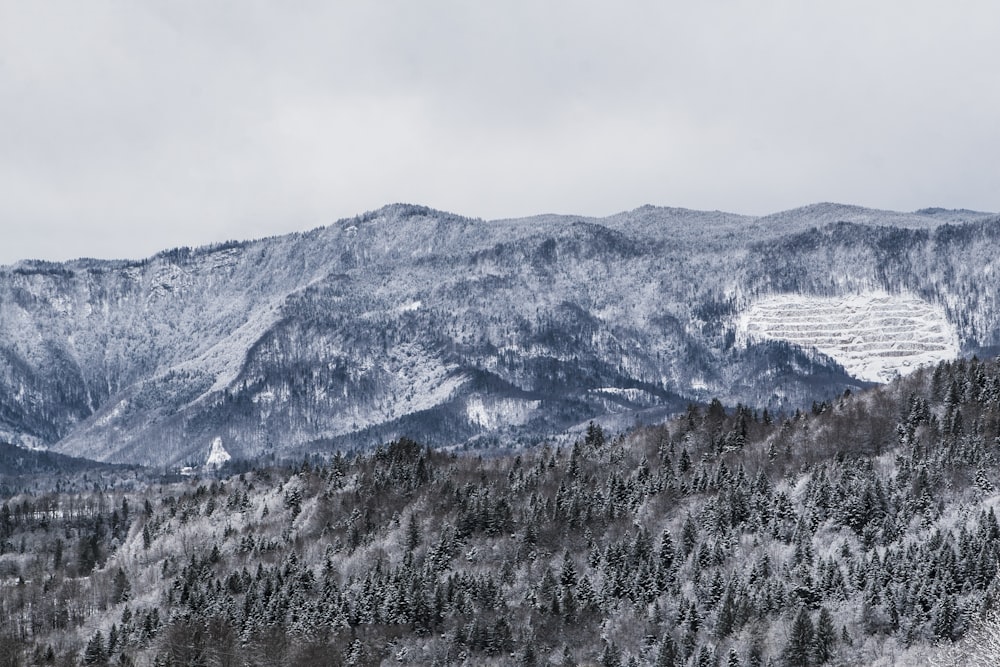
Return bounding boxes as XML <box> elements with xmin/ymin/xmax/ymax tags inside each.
<box><xmin>812</xmin><ymin>607</ymin><xmax>836</xmax><ymax>664</ymax></box>
<box><xmin>656</xmin><ymin>636</ymin><xmax>679</xmax><ymax>667</ymax></box>
<box><xmin>602</xmin><ymin>641</ymin><xmax>623</xmax><ymax>667</ymax></box>
<box><xmin>784</xmin><ymin>607</ymin><xmax>814</xmax><ymax>667</ymax></box>
<box><xmin>83</xmin><ymin>631</ymin><xmax>107</xmax><ymax>666</ymax></box>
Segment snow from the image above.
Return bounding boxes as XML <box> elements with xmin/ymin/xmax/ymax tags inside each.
<box><xmin>736</xmin><ymin>291</ymin><xmax>960</xmax><ymax>383</ymax></box>
<box><xmin>94</xmin><ymin>399</ymin><xmax>129</xmax><ymax>427</ymax></box>
<box><xmin>205</xmin><ymin>437</ymin><xmax>231</xmax><ymax>469</ymax></box>
<box><xmin>465</xmin><ymin>396</ymin><xmax>541</xmax><ymax>429</ymax></box>
<box><xmin>4</xmin><ymin>202</ymin><xmax>994</xmax><ymax>466</ymax></box>
<box><xmin>592</xmin><ymin>387</ymin><xmax>658</xmax><ymax>404</ymax></box>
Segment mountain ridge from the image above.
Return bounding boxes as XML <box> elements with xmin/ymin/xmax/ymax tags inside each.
<box><xmin>1</xmin><ymin>203</ymin><xmax>998</xmax><ymax>466</ymax></box>
<box><xmin>5</xmin><ymin>201</ymin><xmax>995</xmax><ymax>270</ymax></box>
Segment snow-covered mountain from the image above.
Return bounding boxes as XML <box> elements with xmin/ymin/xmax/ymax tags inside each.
<box><xmin>1</xmin><ymin>203</ymin><xmax>997</xmax><ymax>466</ymax></box>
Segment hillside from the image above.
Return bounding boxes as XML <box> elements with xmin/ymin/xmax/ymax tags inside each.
<box><xmin>2</xmin><ymin>355</ymin><xmax>1000</xmax><ymax>665</ymax></box>
<box><xmin>0</xmin><ymin>442</ymin><xmax>123</xmax><ymax>480</ymax></box>
<box><xmin>1</xmin><ymin>203</ymin><xmax>998</xmax><ymax>466</ymax></box>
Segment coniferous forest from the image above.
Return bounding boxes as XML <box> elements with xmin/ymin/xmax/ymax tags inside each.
<box><xmin>3</xmin><ymin>356</ymin><xmax>1000</xmax><ymax>665</ymax></box>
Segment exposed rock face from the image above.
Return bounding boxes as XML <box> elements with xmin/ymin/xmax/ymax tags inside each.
<box><xmin>0</xmin><ymin>203</ymin><xmax>997</xmax><ymax>466</ymax></box>
<box><xmin>205</xmin><ymin>437</ymin><xmax>231</xmax><ymax>470</ymax></box>
<box><xmin>737</xmin><ymin>292</ymin><xmax>960</xmax><ymax>382</ymax></box>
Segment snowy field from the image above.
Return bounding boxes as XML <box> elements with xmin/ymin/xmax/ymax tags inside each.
<box><xmin>736</xmin><ymin>292</ymin><xmax>960</xmax><ymax>382</ymax></box>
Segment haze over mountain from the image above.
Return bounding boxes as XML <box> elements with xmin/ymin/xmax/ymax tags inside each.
<box><xmin>1</xmin><ymin>203</ymin><xmax>997</xmax><ymax>467</ymax></box>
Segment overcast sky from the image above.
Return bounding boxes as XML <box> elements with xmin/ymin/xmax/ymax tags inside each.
<box><xmin>2</xmin><ymin>1</ymin><xmax>998</xmax><ymax>265</ymax></box>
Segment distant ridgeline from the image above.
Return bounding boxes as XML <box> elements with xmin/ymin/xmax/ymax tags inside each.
<box><xmin>0</xmin><ymin>203</ymin><xmax>998</xmax><ymax>466</ymax></box>
<box><xmin>2</xmin><ymin>356</ymin><xmax>1000</xmax><ymax>664</ymax></box>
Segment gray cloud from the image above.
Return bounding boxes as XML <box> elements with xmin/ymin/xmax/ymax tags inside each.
<box><xmin>1</xmin><ymin>1</ymin><xmax>998</xmax><ymax>264</ymax></box>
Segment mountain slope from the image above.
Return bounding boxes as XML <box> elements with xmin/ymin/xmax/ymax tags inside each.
<box><xmin>0</xmin><ymin>203</ymin><xmax>998</xmax><ymax>466</ymax></box>
<box><xmin>4</xmin><ymin>356</ymin><xmax>1000</xmax><ymax>665</ymax></box>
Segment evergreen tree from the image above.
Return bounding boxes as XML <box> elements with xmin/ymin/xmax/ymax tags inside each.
<box><xmin>561</xmin><ymin>551</ymin><xmax>578</xmax><ymax>588</ymax></box>
<box><xmin>405</xmin><ymin>513</ymin><xmax>420</xmax><ymax>551</ymax></box>
<box><xmin>601</xmin><ymin>641</ymin><xmax>623</xmax><ymax>667</ymax></box>
<box><xmin>83</xmin><ymin>631</ymin><xmax>107</xmax><ymax>666</ymax></box>
<box><xmin>656</xmin><ymin>636</ymin><xmax>678</xmax><ymax>667</ymax></box>
<box><xmin>716</xmin><ymin>585</ymin><xmax>737</xmax><ymax>638</ymax></box>
<box><xmin>784</xmin><ymin>607</ymin><xmax>814</xmax><ymax>667</ymax></box>
<box><xmin>812</xmin><ymin>607</ymin><xmax>836</xmax><ymax>664</ymax></box>
<box><xmin>586</xmin><ymin>421</ymin><xmax>606</xmax><ymax>449</ymax></box>
<box><xmin>933</xmin><ymin>594</ymin><xmax>959</xmax><ymax>641</ymax></box>
<box><xmin>682</xmin><ymin>514</ymin><xmax>698</xmax><ymax>556</ymax></box>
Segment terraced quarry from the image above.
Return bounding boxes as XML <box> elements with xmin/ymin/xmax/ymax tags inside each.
<box><xmin>736</xmin><ymin>292</ymin><xmax>960</xmax><ymax>382</ymax></box>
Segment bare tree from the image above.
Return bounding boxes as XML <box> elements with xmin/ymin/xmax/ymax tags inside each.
<box><xmin>928</xmin><ymin>611</ymin><xmax>1000</xmax><ymax>667</ymax></box>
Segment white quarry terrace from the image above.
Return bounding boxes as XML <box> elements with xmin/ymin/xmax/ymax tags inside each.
<box><xmin>736</xmin><ymin>292</ymin><xmax>960</xmax><ymax>383</ymax></box>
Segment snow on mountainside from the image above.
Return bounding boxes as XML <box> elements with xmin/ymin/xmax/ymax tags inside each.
<box><xmin>0</xmin><ymin>203</ymin><xmax>998</xmax><ymax>466</ymax></box>
<box><xmin>205</xmin><ymin>437</ymin><xmax>231</xmax><ymax>469</ymax></box>
<box><xmin>736</xmin><ymin>292</ymin><xmax>960</xmax><ymax>382</ymax></box>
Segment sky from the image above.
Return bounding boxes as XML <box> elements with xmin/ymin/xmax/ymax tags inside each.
<box><xmin>2</xmin><ymin>1</ymin><xmax>999</xmax><ymax>265</ymax></box>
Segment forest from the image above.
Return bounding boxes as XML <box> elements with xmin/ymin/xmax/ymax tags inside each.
<box><xmin>2</xmin><ymin>355</ymin><xmax>1000</xmax><ymax>665</ymax></box>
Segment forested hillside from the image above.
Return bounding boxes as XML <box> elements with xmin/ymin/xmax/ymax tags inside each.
<box><xmin>3</xmin><ymin>204</ymin><xmax>999</xmax><ymax>466</ymax></box>
<box><xmin>2</xmin><ymin>355</ymin><xmax>1000</xmax><ymax>665</ymax></box>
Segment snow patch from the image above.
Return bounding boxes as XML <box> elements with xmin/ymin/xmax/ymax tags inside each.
<box><xmin>592</xmin><ymin>387</ymin><xmax>657</xmax><ymax>404</ymax></box>
<box><xmin>736</xmin><ymin>291</ymin><xmax>960</xmax><ymax>383</ymax></box>
<box><xmin>205</xmin><ymin>437</ymin><xmax>231</xmax><ymax>469</ymax></box>
<box><xmin>94</xmin><ymin>399</ymin><xmax>129</xmax><ymax>427</ymax></box>
<box><xmin>466</xmin><ymin>397</ymin><xmax>541</xmax><ymax>429</ymax></box>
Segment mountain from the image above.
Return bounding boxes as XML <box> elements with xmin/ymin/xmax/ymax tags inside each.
<box><xmin>1</xmin><ymin>203</ymin><xmax>998</xmax><ymax>466</ymax></box>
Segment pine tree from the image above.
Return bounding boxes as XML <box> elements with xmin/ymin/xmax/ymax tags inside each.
<box><xmin>561</xmin><ymin>551</ymin><xmax>578</xmax><ymax>588</ymax></box>
<box><xmin>602</xmin><ymin>641</ymin><xmax>623</xmax><ymax>667</ymax></box>
<box><xmin>682</xmin><ymin>514</ymin><xmax>698</xmax><ymax>556</ymax></box>
<box><xmin>83</xmin><ymin>631</ymin><xmax>107</xmax><ymax>666</ymax></box>
<box><xmin>113</xmin><ymin>568</ymin><xmax>131</xmax><ymax>603</ymax></box>
<box><xmin>586</xmin><ymin>421</ymin><xmax>606</xmax><ymax>449</ymax></box>
<box><xmin>812</xmin><ymin>607</ymin><xmax>836</xmax><ymax>664</ymax></box>
<box><xmin>933</xmin><ymin>594</ymin><xmax>958</xmax><ymax>641</ymax></box>
<box><xmin>405</xmin><ymin>513</ymin><xmax>420</xmax><ymax>551</ymax></box>
<box><xmin>716</xmin><ymin>585</ymin><xmax>737</xmax><ymax>638</ymax></box>
<box><xmin>784</xmin><ymin>607</ymin><xmax>814</xmax><ymax>667</ymax></box>
<box><xmin>655</xmin><ymin>636</ymin><xmax>678</xmax><ymax>667</ymax></box>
